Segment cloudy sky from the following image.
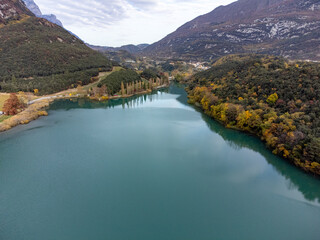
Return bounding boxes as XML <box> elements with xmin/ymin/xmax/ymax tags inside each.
<box><xmin>35</xmin><ymin>0</ymin><xmax>235</xmax><ymax>47</ymax></box>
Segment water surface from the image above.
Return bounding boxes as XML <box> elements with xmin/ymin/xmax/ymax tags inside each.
<box><xmin>0</xmin><ymin>85</ymin><xmax>319</xmax><ymax>240</ymax></box>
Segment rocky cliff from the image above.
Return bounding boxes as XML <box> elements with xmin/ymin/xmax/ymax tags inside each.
<box><xmin>23</xmin><ymin>0</ymin><xmax>62</xmax><ymax>26</ymax></box>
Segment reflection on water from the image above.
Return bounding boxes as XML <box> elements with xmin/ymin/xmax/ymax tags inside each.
<box><xmin>50</xmin><ymin>88</ymin><xmax>171</xmax><ymax>111</ymax></box>
<box><xmin>201</xmin><ymin>113</ymin><xmax>320</xmax><ymax>203</ymax></box>
<box><xmin>49</xmin><ymin>84</ymin><xmax>320</xmax><ymax>204</ymax></box>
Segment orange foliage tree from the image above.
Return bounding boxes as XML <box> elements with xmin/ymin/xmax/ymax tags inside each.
<box><xmin>3</xmin><ymin>93</ymin><xmax>23</xmax><ymax>116</ymax></box>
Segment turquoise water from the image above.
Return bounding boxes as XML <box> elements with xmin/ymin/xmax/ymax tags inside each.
<box><xmin>0</xmin><ymin>85</ymin><xmax>319</xmax><ymax>240</ymax></box>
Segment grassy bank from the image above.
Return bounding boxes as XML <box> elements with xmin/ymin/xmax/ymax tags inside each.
<box><xmin>0</xmin><ymin>94</ymin><xmax>9</xmax><ymax>111</ymax></box>
<box><xmin>0</xmin><ymin>100</ymin><xmax>50</xmax><ymax>132</ymax></box>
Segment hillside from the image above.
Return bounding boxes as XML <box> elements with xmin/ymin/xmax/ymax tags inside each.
<box><xmin>187</xmin><ymin>54</ymin><xmax>320</xmax><ymax>175</ymax></box>
<box><xmin>0</xmin><ymin>0</ymin><xmax>112</xmax><ymax>94</ymax></box>
<box><xmin>99</xmin><ymin>69</ymin><xmax>142</xmax><ymax>95</ymax></box>
<box><xmin>143</xmin><ymin>0</ymin><xmax>320</xmax><ymax>61</ymax></box>
<box><xmin>98</xmin><ymin>68</ymin><xmax>162</xmax><ymax>95</ymax></box>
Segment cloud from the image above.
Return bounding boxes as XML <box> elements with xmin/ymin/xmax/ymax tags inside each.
<box><xmin>127</xmin><ymin>0</ymin><xmax>157</xmax><ymax>10</ymax></box>
<box><xmin>34</xmin><ymin>0</ymin><xmax>236</xmax><ymax>46</ymax></box>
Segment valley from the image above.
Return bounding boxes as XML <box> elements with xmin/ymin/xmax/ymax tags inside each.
<box><xmin>0</xmin><ymin>0</ymin><xmax>319</xmax><ymax>239</ymax></box>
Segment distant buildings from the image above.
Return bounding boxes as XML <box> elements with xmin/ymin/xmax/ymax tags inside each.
<box><xmin>189</xmin><ymin>62</ymin><xmax>210</xmax><ymax>70</ymax></box>
<box><xmin>125</xmin><ymin>59</ymin><xmax>136</xmax><ymax>63</ymax></box>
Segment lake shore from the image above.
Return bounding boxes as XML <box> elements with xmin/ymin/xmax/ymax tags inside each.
<box><xmin>189</xmin><ymin>95</ymin><xmax>320</xmax><ymax>177</ymax></box>
<box><xmin>0</xmin><ymin>99</ymin><xmax>50</xmax><ymax>132</ymax></box>
<box><xmin>0</xmin><ymin>84</ymin><xmax>169</xmax><ymax>133</ymax></box>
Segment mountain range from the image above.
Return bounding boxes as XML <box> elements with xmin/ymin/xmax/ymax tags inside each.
<box><xmin>23</xmin><ymin>0</ymin><xmax>62</xmax><ymax>26</ymax></box>
<box><xmin>89</xmin><ymin>44</ymin><xmax>149</xmax><ymax>54</ymax></box>
<box><xmin>143</xmin><ymin>0</ymin><xmax>320</xmax><ymax>61</ymax></box>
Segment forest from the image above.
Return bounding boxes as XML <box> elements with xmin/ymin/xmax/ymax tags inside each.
<box><xmin>187</xmin><ymin>54</ymin><xmax>320</xmax><ymax>175</ymax></box>
<box><xmin>99</xmin><ymin>68</ymin><xmax>164</xmax><ymax>95</ymax></box>
<box><xmin>0</xmin><ymin>17</ymin><xmax>113</xmax><ymax>94</ymax></box>
<box><xmin>99</xmin><ymin>69</ymin><xmax>142</xmax><ymax>95</ymax></box>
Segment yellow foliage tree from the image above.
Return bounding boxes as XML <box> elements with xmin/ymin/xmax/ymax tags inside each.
<box><xmin>267</xmin><ymin>93</ymin><xmax>278</xmax><ymax>105</ymax></box>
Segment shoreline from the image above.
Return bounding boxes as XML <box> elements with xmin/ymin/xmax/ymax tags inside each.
<box><xmin>0</xmin><ymin>84</ymin><xmax>169</xmax><ymax>133</ymax></box>
<box><xmin>189</xmin><ymin>98</ymin><xmax>320</xmax><ymax>177</ymax></box>
<box><xmin>0</xmin><ymin>99</ymin><xmax>51</xmax><ymax>132</ymax></box>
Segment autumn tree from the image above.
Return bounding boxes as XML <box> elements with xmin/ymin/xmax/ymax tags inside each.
<box><xmin>126</xmin><ymin>83</ymin><xmax>129</xmax><ymax>95</ymax></box>
<box><xmin>92</xmin><ymin>87</ymin><xmax>100</xmax><ymax>97</ymax></box>
<box><xmin>225</xmin><ymin>104</ymin><xmax>238</xmax><ymax>122</ymax></box>
<box><xmin>100</xmin><ymin>85</ymin><xmax>107</xmax><ymax>96</ymax></box>
<box><xmin>267</xmin><ymin>93</ymin><xmax>279</xmax><ymax>105</ymax></box>
<box><xmin>121</xmin><ymin>82</ymin><xmax>125</xmax><ymax>96</ymax></box>
<box><xmin>3</xmin><ymin>93</ymin><xmax>23</xmax><ymax>115</ymax></box>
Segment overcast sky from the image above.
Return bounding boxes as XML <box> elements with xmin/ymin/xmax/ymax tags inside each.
<box><xmin>35</xmin><ymin>0</ymin><xmax>235</xmax><ymax>47</ymax></box>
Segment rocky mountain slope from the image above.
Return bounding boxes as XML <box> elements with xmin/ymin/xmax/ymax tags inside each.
<box><xmin>143</xmin><ymin>0</ymin><xmax>320</xmax><ymax>61</ymax></box>
<box><xmin>0</xmin><ymin>0</ymin><xmax>112</xmax><ymax>94</ymax></box>
<box><xmin>23</xmin><ymin>0</ymin><xmax>62</xmax><ymax>26</ymax></box>
<box><xmin>0</xmin><ymin>0</ymin><xmax>33</xmax><ymax>24</ymax></box>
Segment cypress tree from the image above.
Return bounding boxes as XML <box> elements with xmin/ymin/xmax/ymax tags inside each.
<box><xmin>121</xmin><ymin>81</ymin><xmax>125</xmax><ymax>96</ymax></box>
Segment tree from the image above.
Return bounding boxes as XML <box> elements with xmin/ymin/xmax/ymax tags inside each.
<box><xmin>140</xmin><ymin>69</ymin><xmax>158</xmax><ymax>80</ymax></box>
<box><xmin>126</xmin><ymin>83</ymin><xmax>130</xmax><ymax>95</ymax></box>
<box><xmin>11</xmin><ymin>75</ymin><xmax>17</xmax><ymax>84</ymax></box>
<box><xmin>100</xmin><ymin>85</ymin><xmax>107</xmax><ymax>96</ymax></box>
<box><xmin>267</xmin><ymin>93</ymin><xmax>279</xmax><ymax>105</ymax></box>
<box><xmin>3</xmin><ymin>93</ymin><xmax>23</xmax><ymax>115</ymax></box>
<box><xmin>149</xmin><ymin>79</ymin><xmax>153</xmax><ymax>90</ymax></box>
<box><xmin>226</xmin><ymin>104</ymin><xmax>238</xmax><ymax>123</ymax></box>
<box><xmin>92</xmin><ymin>87</ymin><xmax>100</xmax><ymax>97</ymax></box>
<box><xmin>121</xmin><ymin>81</ymin><xmax>125</xmax><ymax>96</ymax></box>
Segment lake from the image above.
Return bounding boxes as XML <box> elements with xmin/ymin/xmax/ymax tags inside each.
<box><xmin>0</xmin><ymin>84</ymin><xmax>319</xmax><ymax>240</ymax></box>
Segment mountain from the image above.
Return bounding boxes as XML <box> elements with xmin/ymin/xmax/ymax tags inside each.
<box><xmin>23</xmin><ymin>0</ymin><xmax>63</xmax><ymax>26</ymax></box>
<box><xmin>22</xmin><ymin>0</ymin><xmax>41</xmax><ymax>16</ymax></box>
<box><xmin>23</xmin><ymin>0</ymin><xmax>81</xmax><ymax>39</ymax></box>
<box><xmin>121</xmin><ymin>44</ymin><xmax>149</xmax><ymax>54</ymax></box>
<box><xmin>143</xmin><ymin>0</ymin><xmax>320</xmax><ymax>61</ymax></box>
<box><xmin>0</xmin><ymin>0</ymin><xmax>112</xmax><ymax>94</ymax></box>
<box><xmin>89</xmin><ymin>44</ymin><xmax>149</xmax><ymax>54</ymax></box>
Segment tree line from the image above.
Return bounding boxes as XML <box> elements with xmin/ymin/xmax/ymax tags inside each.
<box><xmin>95</xmin><ymin>69</ymin><xmax>168</xmax><ymax>96</ymax></box>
